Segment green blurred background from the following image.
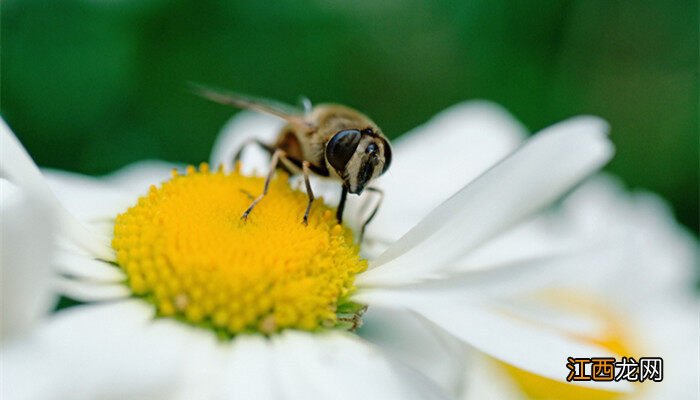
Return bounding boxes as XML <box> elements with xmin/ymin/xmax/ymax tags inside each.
<box><xmin>2</xmin><ymin>0</ymin><xmax>698</xmax><ymax>232</ymax></box>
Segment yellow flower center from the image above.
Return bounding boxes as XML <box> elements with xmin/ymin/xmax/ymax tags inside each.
<box><xmin>112</xmin><ymin>163</ymin><xmax>367</xmax><ymax>336</ymax></box>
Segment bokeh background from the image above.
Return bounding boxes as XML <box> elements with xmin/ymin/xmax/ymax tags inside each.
<box><xmin>2</xmin><ymin>0</ymin><xmax>698</xmax><ymax>233</ymax></box>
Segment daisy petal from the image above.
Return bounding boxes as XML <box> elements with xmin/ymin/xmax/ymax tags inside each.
<box><xmin>559</xmin><ymin>175</ymin><xmax>699</xmax><ymax>295</ymax></box>
<box><xmin>44</xmin><ymin>299</ymin><xmax>153</xmax><ymax>334</ymax></box>
<box><xmin>104</xmin><ymin>160</ymin><xmax>180</xmax><ymax>198</ymax></box>
<box><xmin>461</xmin><ymin>351</ymin><xmax>529</xmax><ymax>399</ymax></box>
<box><xmin>29</xmin><ymin>301</ymin><xmax>181</xmax><ymax>400</ymax></box>
<box><xmin>636</xmin><ymin>295</ymin><xmax>698</xmax><ymax>399</ymax></box>
<box><xmin>58</xmin><ymin>214</ymin><xmax>115</xmax><ymax>261</ymax></box>
<box><xmin>0</xmin><ymin>118</ymin><xmax>114</xmax><ymax>260</ymax></box>
<box><xmin>210</xmin><ymin>112</ymin><xmax>284</xmax><ymax>174</ymax></box>
<box><xmin>354</xmin><ymin>254</ymin><xmax>570</xmax><ymax>306</ymax></box>
<box><xmin>53</xmin><ymin>277</ymin><xmax>130</xmax><ymax>301</ymax></box>
<box><xmin>225</xmin><ymin>335</ymin><xmax>277</xmax><ymax>400</ymax></box>
<box><xmin>411</xmin><ymin>304</ymin><xmax>631</xmax><ymax>392</ymax></box>
<box><xmin>452</xmin><ymin>213</ymin><xmax>576</xmax><ymax>273</ymax></box>
<box><xmin>44</xmin><ymin>169</ymin><xmax>132</xmax><ymax>222</ymax></box>
<box><xmin>1</xmin><ymin>181</ymin><xmax>55</xmax><ymax>342</ymax></box>
<box><xmin>154</xmin><ymin>323</ymin><xmax>230</xmax><ymax>400</ymax></box>
<box><xmin>360</xmin><ymin>273</ymin><xmax>633</xmax><ymax>392</ymax></box>
<box><xmin>360</xmin><ymin>306</ymin><xmax>467</xmax><ymax>396</ymax></box>
<box><xmin>54</xmin><ymin>252</ymin><xmax>126</xmax><ymax>283</ymax></box>
<box><xmin>355</xmin><ymin>244</ymin><xmax>640</xmax><ymax>317</ymax></box>
<box><xmin>272</xmin><ymin>331</ymin><xmax>451</xmax><ymax>400</ymax></box>
<box><xmin>0</xmin><ymin>341</ymin><xmax>59</xmax><ymax>400</ymax></box>
<box><xmin>0</xmin><ymin>119</ymin><xmax>52</xmax><ymax>195</ymax></box>
<box><xmin>362</xmin><ymin>101</ymin><xmax>527</xmax><ymax>242</ymax></box>
<box><xmin>140</xmin><ymin>321</ymin><xmax>276</xmax><ymax>400</ymax></box>
<box><xmin>360</xmin><ymin>116</ymin><xmax>613</xmax><ymax>286</ymax></box>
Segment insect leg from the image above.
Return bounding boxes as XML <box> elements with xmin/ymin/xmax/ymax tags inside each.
<box><xmin>241</xmin><ymin>149</ymin><xmax>285</xmax><ymax>221</ymax></box>
<box><xmin>233</xmin><ymin>138</ymin><xmax>273</xmax><ymax>166</ymax></box>
<box><xmin>336</xmin><ymin>304</ymin><xmax>368</xmax><ymax>331</ymax></box>
<box><xmin>301</xmin><ymin>161</ymin><xmax>315</xmax><ymax>225</ymax></box>
<box><xmin>359</xmin><ymin>187</ymin><xmax>384</xmax><ymax>243</ymax></box>
<box><xmin>336</xmin><ymin>186</ymin><xmax>348</xmax><ymax>224</ymax></box>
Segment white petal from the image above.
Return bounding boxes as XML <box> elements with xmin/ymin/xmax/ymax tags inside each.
<box><xmin>43</xmin><ymin>169</ymin><xmax>133</xmax><ymax>222</ymax></box>
<box><xmin>359</xmin><ymin>306</ymin><xmax>468</xmax><ymax>397</ymax></box>
<box><xmin>354</xmin><ymin>245</ymin><xmax>638</xmax><ymax>316</ymax></box>
<box><xmin>457</xmin><ymin>293</ymin><xmax>697</xmax><ymax>399</ymax></box>
<box><xmin>104</xmin><ymin>159</ymin><xmax>180</xmax><ymax>198</ymax></box>
<box><xmin>46</xmin><ymin>160</ymin><xmax>179</xmax><ymax>224</ymax></box>
<box><xmin>360</xmin><ymin>116</ymin><xmax>613</xmax><ymax>286</ymax></box>
<box><xmin>210</xmin><ymin>112</ymin><xmax>285</xmax><ymax>174</ymax></box>
<box><xmin>359</xmin><ymin>101</ymin><xmax>527</xmax><ymax>243</ymax></box>
<box><xmin>271</xmin><ymin>331</ymin><xmax>451</xmax><ymax>400</ymax></box>
<box><xmin>53</xmin><ymin>277</ymin><xmax>130</xmax><ymax>301</ymax></box>
<box><xmin>0</xmin><ymin>118</ymin><xmax>114</xmax><ymax>260</ymax></box>
<box><xmin>1</xmin><ymin>339</ymin><xmax>63</xmax><ymax>400</ymax></box>
<box><xmin>0</xmin><ymin>180</ymin><xmax>55</xmax><ymax>342</ymax></box>
<box><xmin>224</xmin><ymin>335</ymin><xmax>277</xmax><ymax>400</ymax></box>
<box><xmin>559</xmin><ymin>175</ymin><xmax>699</xmax><ymax>296</ymax></box>
<box><xmin>54</xmin><ymin>251</ymin><xmax>126</xmax><ymax>283</ymax></box>
<box><xmin>160</xmin><ymin>323</ymin><xmax>230</xmax><ymax>400</ymax></box>
<box><xmin>460</xmin><ymin>351</ymin><xmax>528</xmax><ymax>400</ymax></box>
<box><xmin>355</xmin><ymin>253</ymin><xmax>638</xmax><ymax>392</ymax></box>
<box><xmin>631</xmin><ymin>295</ymin><xmax>699</xmax><ymax>399</ymax></box>
<box><xmin>32</xmin><ymin>301</ymin><xmax>180</xmax><ymax>400</ymax></box>
<box><xmin>42</xmin><ymin>299</ymin><xmax>153</xmax><ymax>334</ymax></box>
<box><xmin>451</xmin><ymin>213</ymin><xmax>578</xmax><ymax>273</ymax></box>
<box><xmin>410</xmin><ymin>304</ymin><xmax>630</xmax><ymax>392</ymax></box>
<box><xmin>5</xmin><ymin>296</ymin><xmax>454</xmax><ymax>400</ymax></box>
<box><xmin>0</xmin><ymin>119</ymin><xmax>52</xmax><ymax>195</ymax></box>
<box><xmin>556</xmin><ymin>176</ymin><xmax>699</xmax><ymax>399</ymax></box>
<box><xmin>144</xmin><ymin>326</ymin><xmax>452</xmax><ymax>400</ymax></box>
<box><xmin>458</xmin><ymin>174</ymin><xmax>699</xmax><ymax>300</ymax></box>
<box><xmin>58</xmin><ymin>212</ymin><xmax>115</xmax><ymax>261</ymax></box>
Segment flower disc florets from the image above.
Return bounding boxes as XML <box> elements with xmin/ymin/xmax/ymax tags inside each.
<box><xmin>112</xmin><ymin>164</ymin><xmax>366</xmax><ymax>335</ymax></box>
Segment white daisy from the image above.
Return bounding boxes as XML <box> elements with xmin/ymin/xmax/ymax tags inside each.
<box><xmin>0</xmin><ymin>102</ymin><xmax>627</xmax><ymax>399</ymax></box>
<box><xmin>458</xmin><ymin>175</ymin><xmax>698</xmax><ymax>400</ymax></box>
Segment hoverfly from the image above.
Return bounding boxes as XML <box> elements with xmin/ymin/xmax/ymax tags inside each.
<box><xmin>191</xmin><ymin>84</ymin><xmax>392</xmax><ymax>240</ymax></box>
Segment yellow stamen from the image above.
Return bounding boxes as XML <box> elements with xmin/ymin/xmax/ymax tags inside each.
<box><xmin>112</xmin><ymin>163</ymin><xmax>367</xmax><ymax>335</ymax></box>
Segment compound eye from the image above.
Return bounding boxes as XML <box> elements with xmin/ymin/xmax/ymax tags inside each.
<box><xmin>381</xmin><ymin>138</ymin><xmax>392</xmax><ymax>174</ymax></box>
<box><xmin>365</xmin><ymin>143</ymin><xmax>378</xmax><ymax>154</ymax></box>
<box><xmin>326</xmin><ymin>129</ymin><xmax>361</xmax><ymax>171</ymax></box>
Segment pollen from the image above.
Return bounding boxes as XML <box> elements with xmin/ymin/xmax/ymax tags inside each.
<box><xmin>112</xmin><ymin>163</ymin><xmax>367</xmax><ymax>335</ymax></box>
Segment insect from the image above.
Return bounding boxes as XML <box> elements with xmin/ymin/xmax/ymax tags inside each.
<box><xmin>191</xmin><ymin>84</ymin><xmax>392</xmax><ymax>240</ymax></box>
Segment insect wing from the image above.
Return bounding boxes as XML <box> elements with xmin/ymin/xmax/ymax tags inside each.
<box><xmin>190</xmin><ymin>83</ymin><xmax>311</xmax><ymax>128</ymax></box>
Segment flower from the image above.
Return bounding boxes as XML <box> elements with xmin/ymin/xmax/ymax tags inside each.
<box><xmin>0</xmin><ymin>102</ymin><xmax>625</xmax><ymax>399</ymax></box>
<box><xmin>458</xmin><ymin>175</ymin><xmax>699</xmax><ymax>400</ymax></box>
